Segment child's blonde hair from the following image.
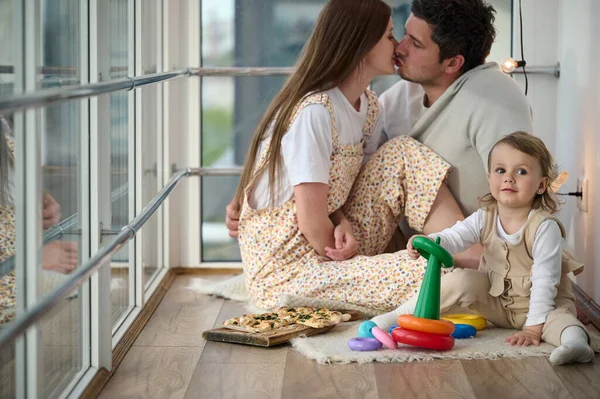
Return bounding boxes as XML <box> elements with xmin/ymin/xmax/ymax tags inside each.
<box><xmin>480</xmin><ymin>131</ymin><xmax>561</xmax><ymax>214</ymax></box>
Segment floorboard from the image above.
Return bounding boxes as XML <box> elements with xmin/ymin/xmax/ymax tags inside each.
<box><xmin>102</xmin><ymin>275</ymin><xmax>600</xmax><ymax>399</ymax></box>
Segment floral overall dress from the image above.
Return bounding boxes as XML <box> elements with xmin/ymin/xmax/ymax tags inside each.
<box><xmin>239</xmin><ymin>92</ymin><xmax>451</xmax><ymax>310</ymax></box>
<box><xmin>0</xmin><ymin>133</ymin><xmax>17</xmax><ymax>324</ymax></box>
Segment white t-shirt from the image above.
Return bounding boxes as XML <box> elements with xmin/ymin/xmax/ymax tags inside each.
<box><xmin>249</xmin><ymin>88</ymin><xmax>383</xmax><ymax>209</ymax></box>
<box><xmin>429</xmin><ymin>209</ymin><xmax>563</xmax><ymax>327</ymax></box>
<box><xmin>379</xmin><ymin>63</ymin><xmax>533</xmax><ymax>215</ymax></box>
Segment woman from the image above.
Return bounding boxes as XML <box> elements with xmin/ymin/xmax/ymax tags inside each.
<box><xmin>235</xmin><ymin>0</ymin><xmax>463</xmax><ymax>311</ymax></box>
<box><xmin>0</xmin><ymin>115</ymin><xmax>78</xmax><ymax>324</ymax></box>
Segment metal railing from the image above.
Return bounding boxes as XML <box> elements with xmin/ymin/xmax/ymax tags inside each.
<box><xmin>0</xmin><ymin>164</ymin><xmax>245</xmax><ymax>348</ymax></box>
<box><xmin>0</xmin><ymin>65</ymin><xmax>272</xmax><ymax>348</ymax></box>
<box><xmin>0</xmin><ymin>67</ymin><xmax>294</xmax><ymax>113</ymax></box>
<box><xmin>0</xmin><ymin>182</ymin><xmax>129</xmax><ymax>278</ymax></box>
<box><xmin>0</xmin><ymin>168</ymin><xmax>198</xmax><ymax>348</ymax></box>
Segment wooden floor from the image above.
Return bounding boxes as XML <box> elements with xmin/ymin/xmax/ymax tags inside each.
<box><xmin>100</xmin><ymin>275</ymin><xmax>600</xmax><ymax>399</ymax></box>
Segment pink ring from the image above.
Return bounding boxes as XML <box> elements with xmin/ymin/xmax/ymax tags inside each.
<box><xmin>371</xmin><ymin>326</ymin><xmax>397</xmax><ymax>349</ymax></box>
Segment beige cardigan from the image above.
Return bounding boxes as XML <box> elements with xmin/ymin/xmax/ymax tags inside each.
<box><xmin>380</xmin><ymin>62</ymin><xmax>533</xmax><ymax>215</ymax></box>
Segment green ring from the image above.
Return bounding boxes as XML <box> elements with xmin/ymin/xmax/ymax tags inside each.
<box><xmin>412</xmin><ymin>236</ymin><xmax>454</xmax><ymax>268</ymax></box>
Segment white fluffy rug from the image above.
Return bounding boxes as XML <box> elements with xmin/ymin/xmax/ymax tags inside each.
<box><xmin>291</xmin><ymin>320</ymin><xmax>600</xmax><ymax>364</ymax></box>
<box><xmin>189</xmin><ymin>274</ymin><xmax>387</xmax><ymax>317</ymax></box>
<box><xmin>188</xmin><ymin>273</ymin><xmax>250</xmax><ymax>302</ymax></box>
<box><xmin>192</xmin><ymin>274</ymin><xmax>600</xmax><ymax>364</ymax></box>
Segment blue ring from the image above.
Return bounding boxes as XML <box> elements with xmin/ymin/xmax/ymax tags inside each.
<box><xmin>450</xmin><ymin>323</ymin><xmax>477</xmax><ymax>339</ymax></box>
<box><xmin>388</xmin><ymin>324</ymin><xmax>399</xmax><ymax>335</ymax></box>
<box><xmin>348</xmin><ymin>337</ymin><xmax>383</xmax><ymax>351</ymax></box>
<box><xmin>358</xmin><ymin>321</ymin><xmax>378</xmax><ymax>338</ymax></box>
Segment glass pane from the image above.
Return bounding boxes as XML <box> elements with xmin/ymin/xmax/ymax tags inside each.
<box><xmin>201</xmin><ymin>175</ymin><xmax>240</xmax><ymax>262</ymax></box>
<box><xmin>39</xmin><ymin>0</ymin><xmax>84</xmax><ymax>395</ymax></box>
<box><xmin>140</xmin><ymin>2</ymin><xmax>161</xmax><ymax>287</ymax></box>
<box><xmin>202</xmin><ymin>0</ymin><xmax>327</xmax><ymax>67</ymax></box>
<box><xmin>106</xmin><ymin>0</ymin><xmax>132</xmax><ymax>325</ymax></box>
<box><xmin>0</xmin><ymin>1</ymin><xmax>17</xmax><ymax>394</ymax></box>
<box><xmin>140</xmin><ymin>84</ymin><xmax>160</xmax><ymax>286</ymax></box>
<box><xmin>0</xmin><ymin>0</ymin><xmax>17</xmax><ymax>98</ymax></box>
<box><xmin>201</xmin><ymin>76</ymin><xmax>286</xmax><ymax>168</ymax></box>
<box><xmin>200</xmin><ymin>76</ymin><xmax>287</xmax><ymax>262</ymax></box>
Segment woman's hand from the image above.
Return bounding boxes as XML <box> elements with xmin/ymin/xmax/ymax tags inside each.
<box><xmin>225</xmin><ymin>199</ymin><xmax>241</xmax><ymax>238</ymax></box>
<box><xmin>42</xmin><ymin>241</ymin><xmax>78</xmax><ymax>274</ymax></box>
<box><xmin>325</xmin><ymin>220</ymin><xmax>358</xmax><ymax>261</ymax></box>
<box><xmin>407</xmin><ymin>235</ymin><xmax>429</xmax><ymax>259</ymax></box>
<box><xmin>42</xmin><ymin>191</ymin><xmax>61</xmax><ymax>229</ymax></box>
<box><xmin>505</xmin><ymin>324</ymin><xmax>543</xmax><ymax>346</ymax></box>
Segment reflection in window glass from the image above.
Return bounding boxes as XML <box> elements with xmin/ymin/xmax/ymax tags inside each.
<box><xmin>140</xmin><ymin>4</ymin><xmax>161</xmax><ymax>287</ymax></box>
<box><xmin>107</xmin><ymin>0</ymin><xmax>132</xmax><ymax>325</ymax></box>
<box><xmin>39</xmin><ymin>0</ymin><xmax>83</xmax><ymax>396</ymax></box>
<box><xmin>0</xmin><ymin>0</ymin><xmax>16</xmax><ymax>98</ymax></box>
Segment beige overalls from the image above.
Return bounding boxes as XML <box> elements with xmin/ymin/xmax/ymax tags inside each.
<box><xmin>238</xmin><ymin>92</ymin><xmax>451</xmax><ymax>310</ymax></box>
<box><xmin>0</xmin><ymin>133</ymin><xmax>17</xmax><ymax>323</ymax></box>
<box><xmin>439</xmin><ymin>205</ymin><xmax>587</xmax><ymax>346</ymax></box>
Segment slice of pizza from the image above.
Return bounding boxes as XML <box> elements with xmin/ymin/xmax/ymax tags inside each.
<box><xmin>223</xmin><ymin>311</ymin><xmax>292</xmax><ymax>332</ymax></box>
<box><xmin>295</xmin><ymin>308</ymin><xmax>344</xmax><ymax>329</ymax></box>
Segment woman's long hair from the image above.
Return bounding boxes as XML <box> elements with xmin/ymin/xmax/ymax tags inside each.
<box><xmin>234</xmin><ymin>0</ymin><xmax>392</xmax><ymax>205</ymax></box>
<box><xmin>0</xmin><ymin>115</ymin><xmax>14</xmax><ymax>206</ymax></box>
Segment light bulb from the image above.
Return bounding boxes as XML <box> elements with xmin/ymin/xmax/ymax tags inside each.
<box><xmin>501</xmin><ymin>57</ymin><xmax>526</xmax><ymax>74</ymax></box>
<box><xmin>501</xmin><ymin>57</ymin><xmax>518</xmax><ymax>73</ymax></box>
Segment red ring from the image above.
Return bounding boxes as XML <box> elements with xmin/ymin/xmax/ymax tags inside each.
<box><xmin>392</xmin><ymin>327</ymin><xmax>455</xmax><ymax>351</ymax></box>
<box><xmin>397</xmin><ymin>314</ymin><xmax>455</xmax><ymax>335</ymax></box>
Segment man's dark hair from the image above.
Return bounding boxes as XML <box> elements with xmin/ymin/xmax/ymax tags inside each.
<box><xmin>412</xmin><ymin>0</ymin><xmax>497</xmax><ymax>72</ymax></box>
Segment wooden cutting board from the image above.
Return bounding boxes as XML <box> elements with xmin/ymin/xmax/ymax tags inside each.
<box><xmin>202</xmin><ymin>309</ymin><xmax>363</xmax><ymax>347</ymax></box>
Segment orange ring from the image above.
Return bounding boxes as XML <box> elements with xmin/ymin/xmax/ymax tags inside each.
<box><xmin>441</xmin><ymin>314</ymin><xmax>487</xmax><ymax>331</ymax></box>
<box><xmin>397</xmin><ymin>314</ymin><xmax>455</xmax><ymax>335</ymax></box>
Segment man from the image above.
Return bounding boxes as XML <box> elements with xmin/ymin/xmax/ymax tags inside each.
<box><xmin>226</xmin><ymin>0</ymin><xmax>532</xmax><ymax>268</ymax></box>
<box><xmin>382</xmin><ymin>0</ymin><xmax>532</xmax><ymax>217</ymax></box>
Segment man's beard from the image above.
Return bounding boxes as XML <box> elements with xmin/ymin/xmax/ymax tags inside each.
<box><xmin>396</xmin><ymin>68</ymin><xmax>417</xmax><ymax>83</ymax></box>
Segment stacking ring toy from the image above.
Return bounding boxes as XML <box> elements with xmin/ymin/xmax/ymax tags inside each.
<box><xmin>348</xmin><ymin>337</ymin><xmax>382</xmax><ymax>351</ymax></box>
<box><xmin>392</xmin><ymin>328</ymin><xmax>455</xmax><ymax>351</ymax></box>
<box><xmin>450</xmin><ymin>323</ymin><xmax>477</xmax><ymax>339</ymax></box>
<box><xmin>412</xmin><ymin>236</ymin><xmax>454</xmax><ymax>266</ymax></box>
<box><xmin>441</xmin><ymin>314</ymin><xmax>487</xmax><ymax>331</ymax></box>
<box><xmin>388</xmin><ymin>324</ymin><xmax>399</xmax><ymax>335</ymax></box>
<box><xmin>358</xmin><ymin>321</ymin><xmax>377</xmax><ymax>338</ymax></box>
<box><xmin>397</xmin><ymin>314</ymin><xmax>455</xmax><ymax>335</ymax></box>
<box><xmin>371</xmin><ymin>326</ymin><xmax>397</xmax><ymax>349</ymax></box>
<box><xmin>411</xmin><ymin>237</ymin><xmax>454</xmax><ymax>321</ymax></box>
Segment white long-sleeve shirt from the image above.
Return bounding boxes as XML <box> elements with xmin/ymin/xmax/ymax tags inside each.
<box><xmin>429</xmin><ymin>209</ymin><xmax>563</xmax><ymax>326</ymax></box>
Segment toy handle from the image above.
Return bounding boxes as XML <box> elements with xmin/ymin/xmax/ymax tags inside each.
<box><xmin>412</xmin><ymin>236</ymin><xmax>454</xmax><ymax>268</ymax></box>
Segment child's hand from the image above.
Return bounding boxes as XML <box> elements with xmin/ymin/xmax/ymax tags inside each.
<box><xmin>325</xmin><ymin>221</ymin><xmax>359</xmax><ymax>261</ymax></box>
<box><xmin>407</xmin><ymin>235</ymin><xmax>429</xmax><ymax>260</ymax></box>
<box><xmin>505</xmin><ymin>324</ymin><xmax>543</xmax><ymax>346</ymax></box>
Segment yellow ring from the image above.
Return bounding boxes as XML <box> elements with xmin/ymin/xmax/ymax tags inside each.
<box><xmin>441</xmin><ymin>314</ymin><xmax>487</xmax><ymax>331</ymax></box>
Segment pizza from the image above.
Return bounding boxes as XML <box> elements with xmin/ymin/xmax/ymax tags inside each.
<box><xmin>222</xmin><ymin>306</ymin><xmax>350</xmax><ymax>333</ymax></box>
<box><xmin>294</xmin><ymin>308</ymin><xmax>344</xmax><ymax>328</ymax></box>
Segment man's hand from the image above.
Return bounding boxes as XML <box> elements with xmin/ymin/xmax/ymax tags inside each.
<box><xmin>225</xmin><ymin>199</ymin><xmax>241</xmax><ymax>238</ymax></box>
<box><xmin>505</xmin><ymin>324</ymin><xmax>543</xmax><ymax>346</ymax></box>
<box><xmin>407</xmin><ymin>235</ymin><xmax>429</xmax><ymax>260</ymax></box>
<box><xmin>42</xmin><ymin>241</ymin><xmax>78</xmax><ymax>274</ymax></box>
<box><xmin>325</xmin><ymin>220</ymin><xmax>358</xmax><ymax>261</ymax></box>
<box><xmin>42</xmin><ymin>191</ymin><xmax>61</xmax><ymax>229</ymax></box>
